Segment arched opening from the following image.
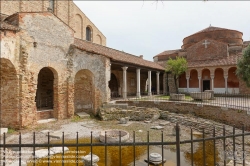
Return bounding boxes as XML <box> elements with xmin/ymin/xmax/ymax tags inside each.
<box><xmin>109</xmin><ymin>73</ymin><xmax>119</xmax><ymax>98</ymax></box>
<box><xmin>86</xmin><ymin>26</ymin><xmax>92</xmax><ymax>41</ymax></box>
<box><xmin>189</xmin><ymin>69</ymin><xmax>199</xmax><ymax>89</ymax></box>
<box><xmin>74</xmin><ymin>69</ymin><xmax>94</xmax><ymax>114</ymax></box>
<box><xmin>49</xmin><ymin>0</ymin><xmax>55</xmax><ymax>12</ymax></box>
<box><xmin>228</xmin><ymin>67</ymin><xmax>239</xmax><ymax>93</ymax></box>
<box><xmin>0</xmin><ymin>58</ymin><xmax>19</xmax><ymax>127</ymax></box>
<box><xmin>75</xmin><ymin>14</ymin><xmax>83</xmax><ymax>39</ymax></box>
<box><xmin>36</xmin><ymin>67</ymin><xmax>54</xmax><ymax>111</ymax></box>
<box><xmin>97</xmin><ymin>34</ymin><xmax>102</xmax><ymax>45</ymax></box>
<box><xmin>202</xmin><ymin>69</ymin><xmax>210</xmax><ymax>91</ymax></box>
<box><xmin>179</xmin><ymin>72</ymin><xmax>187</xmax><ymax>88</ymax></box>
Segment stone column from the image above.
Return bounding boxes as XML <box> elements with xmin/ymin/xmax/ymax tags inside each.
<box><xmin>136</xmin><ymin>68</ymin><xmax>141</xmax><ymax>98</ymax></box>
<box><xmin>122</xmin><ymin>67</ymin><xmax>128</xmax><ymax>99</ymax></box>
<box><xmin>156</xmin><ymin>72</ymin><xmax>160</xmax><ymax>95</ymax></box>
<box><xmin>186</xmin><ymin>76</ymin><xmax>190</xmax><ymax>92</ymax></box>
<box><xmin>211</xmin><ymin>75</ymin><xmax>214</xmax><ymax>90</ymax></box>
<box><xmin>198</xmin><ymin>76</ymin><xmax>201</xmax><ymax>92</ymax></box>
<box><xmin>163</xmin><ymin>73</ymin><xmax>166</xmax><ymax>95</ymax></box>
<box><xmin>224</xmin><ymin>75</ymin><xmax>228</xmax><ymax>93</ymax></box>
<box><xmin>148</xmin><ymin>70</ymin><xmax>152</xmax><ymax>96</ymax></box>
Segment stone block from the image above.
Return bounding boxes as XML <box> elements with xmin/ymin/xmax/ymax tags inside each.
<box><xmin>0</xmin><ymin>128</ymin><xmax>8</xmax><ymax>135</ymax></box>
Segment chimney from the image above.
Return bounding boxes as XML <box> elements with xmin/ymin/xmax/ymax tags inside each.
<box><xmin>139</xmin><ymin>55</ymin><xmax>143</xmax><ymax>59</ymax></box>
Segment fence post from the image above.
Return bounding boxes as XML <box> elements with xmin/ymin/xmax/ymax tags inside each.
<box><xmin>176</xmin><ymin>123</ymin><xmax>181</xmax><ymax>166</ymax></box>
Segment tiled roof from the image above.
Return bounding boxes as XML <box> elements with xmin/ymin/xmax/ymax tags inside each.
<box><xmin>154</xmin><ymin>49</ymin><xmax>181</xmax><ymax>57</ymax></box>
<box><xmin>0</xmin><ymin>21</ymin><xmax>20</xmax><ymax>31</ymax></box>
<box><xmin>188</xmin><ymin>55</ymin><xmax>238</xmax><ymax>68</ymax></box>
<box><xmin>73</xmin><ymin>38</ymin><xmax>165</xmax><ymax>71</ymax></box>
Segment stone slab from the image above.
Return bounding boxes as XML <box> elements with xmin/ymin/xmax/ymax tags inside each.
<box><xmin>118</xmin><ymin>121</ymin><xmax>133</xmax><ymax>126</ymax></box>
<box><xmin>0</xmin><ymin>128</ymin><xmax>8</xmax><ymax>135</ymax></box>
<box><xmin>37</xmin><ymin>118</ymin><xmax>56</xmax><ymax>124</ymax></box>
<box><xmin>150</xmin><ymin>126</ymin><xmax>164</xmax><ymax>130</ymax></box>
<box><xmin>34</xmin><ymin>149</ymin><xmax>55</xmax><ymax>159</ymax></box>
<box><xmin>159</xmin><ymin>122</ymin><xmax>170</xmax><ymax>126</ymax></box>
<box><xmin>50</xmin><ymin>147</ymin><xmax>69</xmax><ymax>154</ymax></box>
<box><xmin>76</xmin><ymin>112</ymin><xmax>90</xmax><ymax>118</ymax></box>
<box><xmin>47</xmin><ymin>132</ymin><xmax>62</xmax><ymax>139</ymax></box>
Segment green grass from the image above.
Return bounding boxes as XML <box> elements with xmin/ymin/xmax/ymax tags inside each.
<box><xmin>7</xmin><ymin>128</ymin><xmax>16</xmax><ymax>134</ymax></box>
<box><xmin>71</xmin><ymin>115</ymin><xmax>82</xmax><ymax>122</ymax></box>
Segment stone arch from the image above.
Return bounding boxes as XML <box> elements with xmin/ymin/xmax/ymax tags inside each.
<box><xmin>74</xmin><ymin>69</ymin><xmax>95</xmax><ymax>114</ymax></box>
<box><xmin>109</xmin><ymin>73</ymin><xmax>119</xmax><ymax>97</ymax></box>
<box><xmin>96</xmin><ymin>34</ymin><xmax>102</xmax><ymax>45</ymax></box>
<box><xmin>189</xmin><ymin>69</ymin><xmax>199</xmax><ymax>88</ymax></box>
<box><xmin>214</xmin><ymin>68</ymin><xmax>224</xmax><ymax>88</ymax></box>
<box><xmin>75</xmin><ymin>14</ymin><xmax>83</xmax><ymax>39</ymax></box>
<box><xmin>0</xmin><ymin>58</ymin><xmax>19</xmax><ymax>127</ymax></box>
<box><xmin>86</xmin><ymin>25</ymin><xmax>93</xmax><ymax>41</ymax></box>
<box><xmin>202</xmin><ymin>69</ymin><xmax>211</xmax><ymax>91</ymax></box>
<box><xmin>179</xmin><ymin>72</ymin><xmax>187</xmax><ymax>88</ymax></box>
<box><xmin>228</xmin><ymin>67</ymin><xmax>239</xmax><ymax>91</ymax></box>
<box><xmin>35</xmin><ymin>67</ymin><xmax>58</xmax><ymax>119</ymax></box>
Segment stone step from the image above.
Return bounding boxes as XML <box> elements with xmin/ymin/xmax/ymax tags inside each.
<box><xmin>37</xmin><ymin>118</ymin><xmax>56</xmax><ymax>124</ymax></box>
<box><xmin>76</xmin><ymin>112</ymin><xmax>90</xmax><ymax>118</ymax></box>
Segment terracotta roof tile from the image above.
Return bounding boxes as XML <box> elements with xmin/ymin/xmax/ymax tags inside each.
<box><xmin>188</xmin><ymin>55</ymin><xmax>238</xmax><ymax>68</ymax></box>
<box><xmin>154</xmin><ymin>49</ymin><xmax>181</xmax><ymax>57</ymax></box>
<box><xmin>73</xmin><ymin>38</ymin><xmax>165</xmax><ymax>71</ymax></box>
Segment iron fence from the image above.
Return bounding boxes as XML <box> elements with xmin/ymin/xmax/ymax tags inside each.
<box><xmin>119</xmin><ymin>92</ymin><xmax>250</xmax><ymax>111</ymax></box>
<box><xmin>1</xmin><ymin>123</ymin><xmax>250</xmax><ymax>166</ymax></box>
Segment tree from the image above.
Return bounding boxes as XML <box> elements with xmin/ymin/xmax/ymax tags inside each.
<box><xmin>236</xmin><ymin>45</ymin><xmax>250</xmax><ymax>87</ymax></box>
<box><xmin>166</xmin><ymin>56</ymin><xmax>187</xmax><ymax>93</ymax></box>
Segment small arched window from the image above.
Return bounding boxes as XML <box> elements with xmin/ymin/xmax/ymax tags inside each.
<box><xmin>86</xmin><ymin>27</ymin><xmax>92</xmax><ymax>41</ymax></box>
<box><xmin>49</xmin><ymin>0</ymin><xmax>55</xmax><ymax>12</ymax></box>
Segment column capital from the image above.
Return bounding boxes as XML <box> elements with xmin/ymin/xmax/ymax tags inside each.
<box><xmin>156</xmin><ymin>71</ymin><xmax>160</xmax><ymax>75</ymax></box>
<box><xmin>210</xmin><ymin>75</ymin><xmax>214</xmax><ymax>79</ymax></box>
<box><xmin>224</xmin><ymin>75</ymin><xmax>228</xmax><ymax>79</ymax></box>
<box><xmin>122</xmin><ymin>66</ymin><xmax>128</xmax><ymax>71</ymax></box>
<box><xmin>198</xmin><ymin>76</ymin><xmax>201</xmax><ymax>80</ymax></box>
<box><xmin>186</xmin><ymin>77</ymin><xmax>190</xmax><ymax>80</ymax></box>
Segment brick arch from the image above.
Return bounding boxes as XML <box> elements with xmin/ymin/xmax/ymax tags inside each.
<box><xmin>214</xmin><ymin>68</ymin><xmax>224</xmax><ymax>88</ymax></box>
<box><xmin>179</xmin><ymin>72</ymin><xmax>187</xmax><ymax>88</ymax></box>
<box><xmin>189</xmin><ymin>69</ymin><xmax>199</xmax><ymax>88</ymax></box>
<box><xmin>74</xmin><ymin>69</ymin><xmax>95</xmax><ymax>114</ymax></box>
<box><xmin>202</xmin><ymin>68</ymin><xmax>211</xmax><ymax>80</ymax></box>
<box><xmin>0</xmin><ymin>58</ymin><xmax>19</xmax><ymax>128</ymax></box>
<box><xmin>86</xmin><ymin>25</ymin><xmax>93</xmax><ymax>41</ymax></box>
<box><xmin>228</xmin><ymin>67</ymin><xmax>239</xmax><ymax>88</ymax></box>
<box><xmin>96</xmin><ymin>34</ymin><xmax>102</xmax><ymax>45</ymax></box>
<box><xmin>75</xmin><ymin>14</ymin><xmax>83</xmax><ymax>39</ymax></box>
<box><xmin>35</xmin><ymin>67</ymin><xmax>59</xmax><ymax>119</ymax></box>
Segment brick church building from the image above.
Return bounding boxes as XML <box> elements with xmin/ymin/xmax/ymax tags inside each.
<box><xmin>154</xmin><ymin>26</ymin><xmax>250</xmax><ymax>94</ymax></box>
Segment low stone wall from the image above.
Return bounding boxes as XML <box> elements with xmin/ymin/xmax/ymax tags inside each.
<box><xmin>116</xmin><ymin>101</ymin><xmax>250</xmax><ymax>130</ymax></box>
<box><xmin>98</xmin><ymin>104</ymin><xmax>161</xmax><ymax>122</ymax></box>
<box><xmin>37</xmin><ymin>110</ymin><xmax>54</xmax><ymax>120</ymax></box>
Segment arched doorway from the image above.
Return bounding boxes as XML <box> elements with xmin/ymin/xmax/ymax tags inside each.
<box><xmin>228</xmin><ymin>67</ymin><xmax>239</xmax><ymax>93</ymax></box>
<box><xmin>109</xmin><ymin>73</ymin><xmax>119</xmax><ymax>98</ymax></box>
<box><xmin>36</xmin><ymin>68</ymin><xmax>54</xmax><ymax>111</ymax></box>
<box><xmin>202</xmin><ymin>69</ymin><xmax>211</xmax><ymax>91</ymax></box>
<box><xmin>214</xmin><ymin>68</ymin><xmax>224</xmax><ymax>93</ymax></box>
<box><xmin>74</xmin><ymin>69</ymin><xmax>94</xmax><ymax>114</ymax></box>
<box><xmin>0</xmin><ymin>58</ymin><xmax>19</xmax><ymax>127</ymax></box>
<box><xmin>189</xmin><ymin>69</ymin><xmax>199</xmax><ymax>92</ymax></box>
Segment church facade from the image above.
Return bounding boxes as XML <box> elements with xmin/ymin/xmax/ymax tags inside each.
<box><xmin>154</xmin><ymin>26</ymin><xmax>250</xmax><ymax>94</ymax></box>
<box><xmin>0</xmin><ymin>0</ymin><xmax>165</xmax><ymax>128</ymax></box>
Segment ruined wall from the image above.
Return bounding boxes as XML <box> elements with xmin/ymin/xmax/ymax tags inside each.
<box><xmin>117</xmin><ymin>101</ymin><xmax>250</xmax><ymax>130</ymax></box>
<box><xmin>0</xmin><ymin>0</ymin><xmax>106</xmax><ymax>46</ymax></box>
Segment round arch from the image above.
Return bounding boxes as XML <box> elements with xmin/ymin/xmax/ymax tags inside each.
<box><xmin>0</xmin><ymin>58</ymin><xmax>19</xmax><ymax>127</ymax></box>
<box><xmin>189</xmin><ymin>69</ymin><xmax>199</xmax><ymax>88</ymax></box>
<box><xmin>86</xmin><ymin>25</ymin><xmax>93</xmax><ymax>42</ymax></box>
<box><xmin>74</xmin><ymin>69</ymin><xmax>95</xmax><ymax>114</ymax></box>
<box><xmin>179</xmin><ymin>72</ymin><xmax>187</xmax><ymax>88</ymax></box>
<box><xmin>202</xmin><ymin>69</ymin><xmax>211</xmax><ymax>91</ymax></box>
<box><xmin>228</xmin><ymin>67</ymin><xmax>239</xmax><ymax>93</ymax></box>
<box><xmin>109</xmin><ymin>73</ymin><xmax>119</xmax><ymax>98</ymax></box>
<box><xmin>214</xmin><ymin>68</ymin><xmax>224</xmax><ymax>88</ymax></box>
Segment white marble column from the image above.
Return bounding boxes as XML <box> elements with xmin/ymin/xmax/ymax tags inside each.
<box><xmin>122</xmin><ymin>67</ymin><xmax>128</xmax><ymax>99</ymax></box>
<box><xmin>156</xmin><ymin>72</ymin><xmax>160</xmax><ymax>95</ymax></box>
<box><xmin>186</xmin><ymin>76</ymin><xmax>190</xmax><ymax>92</ymax></box>
<box><xmin>224</xmin><ymin>75</ymin><xmax>228</xmax><ymax>93</ymax></box>
<box><xmin>198</xmin><ymin>76</ymin><xmax>201</xmax><ymax>92</ymax></box>
<box><xmin>148</xmin><ymin>71</ymin><xmax>152</xmax><ymax>96</ymax></box>
<box><xmin>211</xmin><ymin>75</ymin><xmax>214</xmax><ymax>90</ymax></box>
<box><xmin>136</xmin><ymin>68</ymin><xmax>141</xmax><ymax>98</ymax></box>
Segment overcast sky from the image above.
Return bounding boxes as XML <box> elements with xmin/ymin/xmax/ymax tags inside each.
<box><xmin>74</xmin><ymin>1</ymin><xmax>250</xmax><ymax>61</ymax></box>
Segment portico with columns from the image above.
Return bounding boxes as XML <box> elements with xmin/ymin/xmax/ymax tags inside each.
<box><xmin>109</xmin><ymin>62</ymin><xmax>164</xmax><ymax>99</ymax></box>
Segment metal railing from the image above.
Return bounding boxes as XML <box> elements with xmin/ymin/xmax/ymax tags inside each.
<box><xmin>120</xmin><ymin>92</ymin><xmax>250</xmax><ymax>111</ymax></box>
<box><xmin>0</xmin><ymin>123</ymin><xmax>250</xmax><ymax>166</ymax></box>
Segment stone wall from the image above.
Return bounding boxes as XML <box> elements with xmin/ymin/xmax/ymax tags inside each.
<box><xmin>117</xmin><ymin>101</ymin><xmax>250</xmax><ymax>130</ymax></box>
<box><xmin>0</xmin><ymin>0</ymin><xmax>106</xmax><ymax>46</ymax></box>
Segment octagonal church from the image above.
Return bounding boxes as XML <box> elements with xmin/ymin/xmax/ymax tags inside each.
<box><xmin>154</xmin><ymin>26</ymin><xmax>250</xmax><ymax>94</ymax></box>
<box><xmin>0</xmin><ymin>0</ymin><xmax>249</xmax><ymax>128</ymax></box>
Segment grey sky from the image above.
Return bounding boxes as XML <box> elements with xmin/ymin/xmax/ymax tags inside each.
<box><xmin>74</xmin><ymin>1</ymin><xmax>250</xmax><ymax>61</ymax></box>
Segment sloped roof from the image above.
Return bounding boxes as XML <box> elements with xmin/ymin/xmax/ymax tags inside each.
<box><xmin>188</xmin><ymin>55</ymin><xmax>238</xmax><ymax>68</ymax></box>
<box><xmin>73</xmin><ymin>38</ymin><xmax>165</xmax><ymax>71</ymax></box>
<box><xmin>154</xmin><ymin>49</ymin><xmax>181</xmax><ymax>58</ymax></box>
